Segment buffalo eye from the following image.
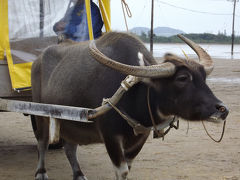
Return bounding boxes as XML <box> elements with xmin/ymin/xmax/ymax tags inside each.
<box><xmin>174</xmin><ymin>73</ymin><xmax>192</xmax><ymax>87</ymax></box>
<box><xmin>176</xmin><ymin>74</ymin><xmax>189</xmax><ymax>82</ymax></box>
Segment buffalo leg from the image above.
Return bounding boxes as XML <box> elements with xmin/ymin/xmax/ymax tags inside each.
<box><xmin>124</xmin><ymin>132</ymin><xmax>150</xmax><ymax>170</ymax></box>
<box><xmin>64</xmin><ymin>142</ymin><xmax>88</xmax><ymax>180</ymax></box>
<box><xmin>35</xmin><ymin>116</ymin><xmax>50</xmax><ymax>180</ymax></box>
<box><xmin>104</xmin><ymin>136</ymin><xmax>129</xmax><ymax>180</ymax></box>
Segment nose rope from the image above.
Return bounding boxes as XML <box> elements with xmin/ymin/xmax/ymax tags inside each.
<box><xmin>201</xmin><ymin>120</ymin><xmax>226</xmax><ymax>143</ymax></box>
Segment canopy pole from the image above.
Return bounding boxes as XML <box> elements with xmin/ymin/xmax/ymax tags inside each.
<box><xmin>85</xmin><ymin>0</ymin><xmax>94</xmax><ymax>40</ymax></box>
<box><xmin>231</xmin><ymin>0</ymin><xmax>237</xmax><ymax>57</ymax></box>
<box><xmin>99</xmin><ymin>0</ymin><xmax>111</xmax><ymax>32</ymax></box>
<box><xmin>150</xmin><ymin>0</ymin><xmax>154</xmax><ymax>55</ymax></box>
<box><xmin>40</xmin><ymin>0</ymin><xmax>44</xmax><ymax>37</ymax></box>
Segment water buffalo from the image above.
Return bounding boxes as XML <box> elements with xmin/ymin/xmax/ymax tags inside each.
<box><xmin>31</xmin><ymin>32</ymin><xmax>228</xmax><ymax>180</ymax></box>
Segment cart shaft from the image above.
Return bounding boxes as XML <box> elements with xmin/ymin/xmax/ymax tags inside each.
<box><xmin>0</xmin><ymin>98</ymin><xmax>93</xmax><ymax>123</ymax></box>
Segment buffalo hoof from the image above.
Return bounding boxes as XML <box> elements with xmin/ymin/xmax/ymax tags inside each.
<box><xmin>48</xmin><ymin>142</ymin><xmax>63</xmax><ymax>150</ymax></box>
<box><xmin>35</xmin><ymin>173</ymin><xmax>48</xmax><ymax>180</ymax></box>
<box><xmin>74</xmin><ymin>176</ymin><xmax>88</xmax><ymax>180</ymax></box>
<box><xmin>115</xmin><ymin>172</ymin><xmax>128</xmax><ymax>180</ymax></box>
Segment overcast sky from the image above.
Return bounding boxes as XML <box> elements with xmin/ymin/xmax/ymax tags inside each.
<box><xmin>110</xmin><ymin>0</ymin><xmax>240</xmax><ymax>35</ymax></box>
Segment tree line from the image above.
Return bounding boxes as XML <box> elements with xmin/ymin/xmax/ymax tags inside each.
<box><xmin>137</xmin><ymin>32</ymin><xmax>240</xmax><ymax>44</ymax></box>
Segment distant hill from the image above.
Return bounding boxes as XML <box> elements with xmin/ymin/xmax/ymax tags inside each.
<box><xmin>130</xmin><ymin>26</ymin><xmax>185</xmax><ymax>37</ymax></box>
<box><xmin>154</xmin><ymin>27</ymin><xmax>185</xmax><ymax>37</ymax></box>
<box><xmin>130</xmin><ymin>27</ymin><xmax>149</xmax><ymax>36</ymax></box>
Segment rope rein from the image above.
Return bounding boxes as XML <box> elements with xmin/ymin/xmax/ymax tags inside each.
<box><xmin>121</xmin><ymin>0</ymin><xmax>132</xmax><ymax>31</ymax></box>
<box><xmin>147</xmin><ymin>87</ymin><xmax>179</xmax><ymax>139</ymax></box>
<box><xmin>147</xmin><ymin>87</ymin><xmax>164</xmax><ymax>137</ymax></box>
<box><xmin>202</xmin><ymin>120</ymin><xmax>226</xmax><ymax>143</ymax></box>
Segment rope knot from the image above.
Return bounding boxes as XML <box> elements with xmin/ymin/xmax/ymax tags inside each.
<box><xmin>121</xmin><ymin>75</ymin><xmax>140</xmax><ymax>91</ymax></box>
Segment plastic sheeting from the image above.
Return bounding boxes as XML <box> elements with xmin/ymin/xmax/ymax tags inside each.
<box><xmin>8</xmin><ymin>0</ymin><xmax>110</xmax><ymax>40</ymax></box>
<box><xmin>8</xmin><ymin>0</ymin><xmax>70</xmax><ymax>39</ymax></box>
<box><xmin>0</xmin><ymin>0</ymin><xmax>111</xmax><ymax>91</ymax></box>
<box><xmin>0</xmin><ymin>0</ymin><xmax>73</xmax><ymax>90</ymax></box>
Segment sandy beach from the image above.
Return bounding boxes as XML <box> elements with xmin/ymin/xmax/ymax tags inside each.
<box><xmin>0</xmin><ymin>58</ymin><xmax>240</xmax><ymax>180</ymax></box>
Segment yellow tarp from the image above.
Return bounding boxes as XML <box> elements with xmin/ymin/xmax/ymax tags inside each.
<box><xmin>99</xmin><ymin>0</ymin><xmax>111</xmax><ymax>32</ymax></box>
<box><xmin>0</xmin><ymin>0</ymin><xmax>111</xmax><ymax>90</ymax></box>
<box><xmin>86</xmin><ymin>0</ymin><xmax>111</xmax><ymax>40</ymax></box>
<box><xmin>0</xmin><ymin>0</ymin><xmax>32</xmax><ymax>90</ymax></box>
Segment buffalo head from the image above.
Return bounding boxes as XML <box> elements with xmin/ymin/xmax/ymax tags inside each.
<box><xmin>89</xmin><ymin>34</ymin><xmax>229</xmax><ymax>122</ymax></box>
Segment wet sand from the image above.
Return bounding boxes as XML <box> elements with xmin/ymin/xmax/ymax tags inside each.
<box><xmin>0</xmin><ymin>58</ymin><xmax>240</xmax><ymax>180</ymax></box>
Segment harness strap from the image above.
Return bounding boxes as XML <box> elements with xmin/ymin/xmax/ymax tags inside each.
<box><xmin>162</xmin><ymin>117</ymin><xmax>179</xmax><ymax>137</ymax></box>
<box><xmin>89</xmin><ymin>75</ymin><xmax>178</xmax><ymax>137</ymax></box>
<box><xmin>147</xmin><ymin>87</ymin><xmax>163</xmax><ymax>137</ymax></box>
<box><xmin>147</xmin><ymin>87</ymin><xmax>179</xmax><ymax>139</ymax></box>
<box><xmin>88</xmin><ymin>75</ymin><xmax>140</xmax><ymax>119</ymax></box>
<box><xmin>104</xmin><ymin>99</ymin><xmax>151</xmax><ymax>136</ymax></box>
<box><xmin>104</xmin><ymin>86</ymin><xmax>178</xmax><ymax>137</ymax></box>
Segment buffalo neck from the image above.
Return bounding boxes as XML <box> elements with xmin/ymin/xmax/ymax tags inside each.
<box><xmin>117</xmin><ymin>82</ymin><xmax>160</xmax><ymax>128</ymax></box>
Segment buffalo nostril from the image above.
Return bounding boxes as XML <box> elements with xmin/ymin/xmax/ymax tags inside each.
<box><xmin>216</xmin><ymin>103</ymin><xmax>229</xmax><ymax>119</ymax></box>
<box><xmin>216</xmin><ymin>104</ymin><xmax>227</xmax><ymax>112</ymax></box>
<box><xmin>219</xmin><ymin>106</ymin><xmax>226</xmax><ymax>113</ymax></box>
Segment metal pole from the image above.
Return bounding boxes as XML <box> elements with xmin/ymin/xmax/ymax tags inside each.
<box><xmin>231</xmin><ymin>0</ymin><xmax>237</xmax><ymax>57</ymax></box>
<box><xmin>150</xmin><ymin>0</ymin><xmax>154</xmax><ymax>54</ymax></box>
<box><xmin>40</xmin><ymin>0</ymin><xmax>44</xmax><ymax>37</ymax></box>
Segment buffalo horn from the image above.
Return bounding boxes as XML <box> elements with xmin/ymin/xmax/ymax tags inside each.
<box><xmin>177</xmin><ymin>34</ymin><xmax>214</xmax><ymax>75</ymax></box>
<box><xmin>89</xmin><ymin>40</ymin><xmax>176</xmax><ymax>78</ymax></box>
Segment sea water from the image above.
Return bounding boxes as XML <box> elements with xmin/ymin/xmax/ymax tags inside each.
<box><xmin>145</xmin><ymin>43</ymin><xmax>240</xmax><ymax>60</ymax></box>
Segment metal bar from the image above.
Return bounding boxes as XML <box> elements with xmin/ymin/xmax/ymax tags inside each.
<box><xmin>40</xmin><ymin>0</ymin><xmax>44</xmax><ymax>37</ymax></box>
<box><xmin>150</xmin><ymin>0</ymin><xmax>154</xmax><ymax>54</ymax></box>
<box><xmin>0</xmin><ymin>98</ymin><xmax>93</xmax><ymax>123</ymax></box>
<box><xmin>231</xmin><ymin>0</ymin><xmax>237</xmax><ymax>57</ymax></box>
